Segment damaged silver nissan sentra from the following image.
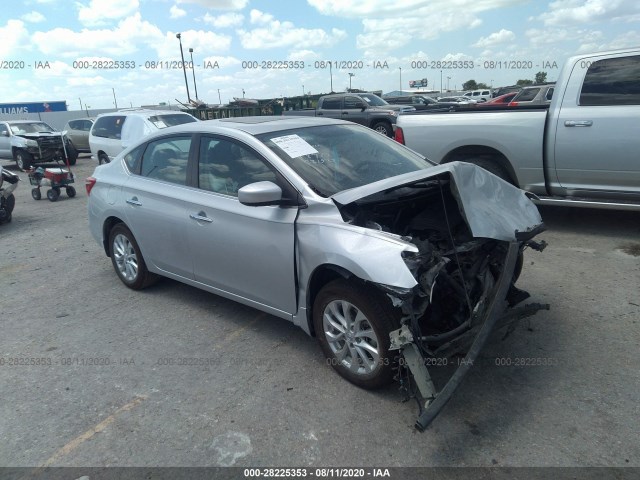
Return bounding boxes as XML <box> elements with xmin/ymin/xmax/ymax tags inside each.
<box><xmin>87</xmin><ymin>116</ymin><xmax>547</xmax><ymax>430</ymax></box>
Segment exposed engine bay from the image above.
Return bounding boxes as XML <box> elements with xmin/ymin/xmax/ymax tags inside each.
<box><xmin>338</xmin><ymin>172</ymin><xmax>548</xmax><ymax>430</ymax></box>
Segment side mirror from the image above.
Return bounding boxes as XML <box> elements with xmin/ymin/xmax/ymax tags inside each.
<box><xmin>360</xmin><ymin>105</ymin><xmax>367</xmax><ymax>111</ymax></box>
<box><xmin>238</xmin><ymin>181</ymin><xmax>283</xmax><ymax>206</ymax></box>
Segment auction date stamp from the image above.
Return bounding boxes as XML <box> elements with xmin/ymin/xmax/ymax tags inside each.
<box><xmin>0</xmin><ymin>356</ymin><xmax>136</xmax><ymax>366</ymax></box>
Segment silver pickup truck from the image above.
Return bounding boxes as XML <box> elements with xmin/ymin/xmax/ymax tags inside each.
<box><xmin>395</xmin><ymin>47</ymin><xmax>640</xmax><ymax>211</ymax></box>
<box><xmin>284</xmin><ymin>93</ymin><xmax>414</xmax><ymax>137</ymax></box>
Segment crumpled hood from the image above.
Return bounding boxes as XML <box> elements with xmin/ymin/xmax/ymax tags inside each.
<box><xmin>16</xmin><ymin>132</ymin><xmax>62</xmax><ymax>139</ymax></box>
<box><xmin>332</xmin><ymin>161</ymin><xmax>543</xmax><ymax>242</ymax></box>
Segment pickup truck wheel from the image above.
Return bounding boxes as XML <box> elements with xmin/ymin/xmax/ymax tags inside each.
<box><xmin>14</xmin><ymin>150</ymin><xmax>33</xmax><ymax>171</ymax></box>
<box><xmin>371</xmin><ymin>121</ymin><xmax>392</xmax><ymax>137</ymax></box>
<box><xmin>461</xmin><ymin>157</ymin><xmax>512</xmax><ymax>184</ymax></box>
<box><xmin>65</xmin><ymin>143</ymin><xmax>78</xmax><ymax>165</ymax></box>
<box><xmin>313</xmin><ymin>279</ymin><xmax>398</xmax><ymax>389</ymax></box>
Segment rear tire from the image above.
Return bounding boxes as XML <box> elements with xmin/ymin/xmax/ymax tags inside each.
<box><xmin>108</xmin><ymin>223</ymin><xmax>158</xmax><ymax>290</ymax></box>
<box><xmin>313</xmin><ymin>279</ymin><xmax>399</xmax><ymax>389</ymax></box>
<box><xmin>66</xmin><ymin>186</ymin><xmax>76</xmax><ymax>198</ymax></box>
<box><xmin>98</xmin><ymin>153</ymin><xmax>110</xmax><ymax>165</ymax></box>
<box><xmin>65</xmin><ymin>142</ymin><xmax>78</xmax><ymax>166</ymax></box>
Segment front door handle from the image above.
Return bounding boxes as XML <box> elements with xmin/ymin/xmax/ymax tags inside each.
<box><xmin>189</xmin><ymin>212</ymin><xmax>213</xmax><ymax>223</ymax></box>
<box><xmin>564</xmin><ymin>120</ymin><xmax>593</xmax><ymax>127</ymax></box>
<box><xmin>126</xmin><ymin>197</ymin><xmax>142</xmax><ymax>206</ymax></box>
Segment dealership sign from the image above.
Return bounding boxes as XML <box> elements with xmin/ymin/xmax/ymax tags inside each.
<box><xmin>0</xmin><ymin>101</ymin><xmax>68</xmax><ymax>114</ymax></box>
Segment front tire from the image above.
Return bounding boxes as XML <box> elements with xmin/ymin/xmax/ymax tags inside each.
<box><xmin>108</xmin><ymin>224</ymin><xmax>158</xmax><ymax>290</ymax></box>
<box><xmin>46</xmin><ymin>188</ymin><xmax>60</xmax><ymax>202</ymax></box>
<box><xmin>31</xmin><ymin>188</ymin><xmax>41</xmax><ymax>201</ymax></box>
<box><xmin>313</xmin><ymin>279</ymin><xmax>399</xmax><ymax>389</ymax></box>
<box><xmin>65</xmin><ymin>142</ymin><xmax>78</xmax><ymax>166</ymax></box>
<box><xmin>371</xmin><ymin>121</ymin><xmax>392</xmax><ymax>137</ymax></box>
<box><xmin>14</xmin><ymin>150</ymin><xmax>33</xmax><ymax>171</ymax></box>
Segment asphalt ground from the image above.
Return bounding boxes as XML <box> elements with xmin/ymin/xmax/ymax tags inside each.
<box><xmin>1</xmin><ymin>155</ymin><xmax>639</xmax><ymax>470</ymax></box>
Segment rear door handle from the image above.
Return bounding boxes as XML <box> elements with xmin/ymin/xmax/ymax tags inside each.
<box><xmin>564</xmin><ymin>120</ymin><xmax>593</xmax><ymax>127</ymax></box>
<box><xmin>126</xmin><ymin>197</ymin><xmax>142</xmax><ymax>206</ymax></box>
<box><xmin>189</xmin><ymin>212</ymin><xmax>213</xmax><ymax>223</ymax></box>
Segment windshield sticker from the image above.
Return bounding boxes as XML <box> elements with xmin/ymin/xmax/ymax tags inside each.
<box><xmin>271</xmin><ymin>134</ymin><xmax>318</xmax><ymax>158</ymax></box>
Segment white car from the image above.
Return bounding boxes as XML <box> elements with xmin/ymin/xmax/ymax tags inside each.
<box><xmin>89</xmin><ymin>109</ymin><xmax>197</xmax><ymax>164</ymax></box>
<box><xmin>463</xmin><ymin>89</ymin><xmax>493</xmax><ymax>102</ymax></box>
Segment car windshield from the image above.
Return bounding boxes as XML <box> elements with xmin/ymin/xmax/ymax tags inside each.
<box><xmin>358</xmin><ymin>94</ymin><xmax>388</xmax><ymax>106</ymax></box>
<box><xmin>256</xmin><ymin>124</ymin><xmax>433</xmax><ymax>197</ymax></box>
<box><xmin>147</xmin><ymin>114</ymin><xmax>197</xmax><ymax>129</ymax></box>
<box><xmin>9</xmin><ymin>122</ymin><xmax>55</xmax><ymax>134</ymax></box>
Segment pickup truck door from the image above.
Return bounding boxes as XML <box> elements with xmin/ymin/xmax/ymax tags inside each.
<box><xmin>552</xmin><ymin>54</ymin><xmax>640</xmax><ymax>197</ymax></box>
<box><xmin>316</xmin><ymin>97</ymin><xmax>342</xmax><ymax>120</ymax></box>
<box><xmin>341</xmin><ymin>96</ymin><xmax>368</xmax><ymax>126</ymax></box>
<box><xmin>0</xmin><ymin>124</ymin><xmax>11</xmax><ymax>157</ymax></box>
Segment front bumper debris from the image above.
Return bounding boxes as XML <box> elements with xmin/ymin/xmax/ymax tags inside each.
<box><xmin>389</xmin><ymin>240</ymin><xmax>550</xmax><ymax>431</ymax></box>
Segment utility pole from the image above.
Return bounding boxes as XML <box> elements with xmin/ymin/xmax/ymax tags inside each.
<box><xmin>217</xmin><ymin>89</ymin><xmax>221</xmax><ymax>104</ymax></box>
<box><xmin>329</xmin><ymin>62</ymin><xmax>333</xmax><ymax>92</ymax></box>
<box><xmin>348</xmin><ymin>73</ymin><xmax>355</xmax><ymax>91</ymax></box>
<box><xmin>112</xmin><ymin>88</ymin><xmax>118</xmax><ymax>109</ymax></box>
<box><xmin>399</xmin><ymin>67</ymin><xmax>402</xmax><ymax>92</ymax></box>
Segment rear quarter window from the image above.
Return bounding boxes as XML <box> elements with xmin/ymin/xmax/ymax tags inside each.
<box><xmin>92</xmin><ymin>116</ymin><xmax>126</xmax><ymax>139</ymax></box>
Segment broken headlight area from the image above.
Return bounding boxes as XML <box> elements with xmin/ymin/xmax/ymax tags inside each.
<box><xmin>341</xmin><ymin>175</ymin><xmax>549</xmax><ymax>431</ymax></box>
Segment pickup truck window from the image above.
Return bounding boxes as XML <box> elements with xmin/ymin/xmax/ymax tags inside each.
<box><xmin>344</xmin><ymin>96</ymin><xmax>365</xmax><ymax>109</ymax></box>
<box><xmin>257</xmin><ymin>124</ymin><xmax>431</xmax><ymax>197</ymax></box>
<box><xmin>580</xmin><ymin>55</ymin><xmax>640</xmax><ymax>106</ymax></box>
<box><xmin>9</xmin><ymin>122</ymin><xmax>54</xmax><ymax>134</ymax></box>
<box><xmin>322</xmin><ymin>98</ymin><xmax>341</xmax><ymax>110</ymax></box>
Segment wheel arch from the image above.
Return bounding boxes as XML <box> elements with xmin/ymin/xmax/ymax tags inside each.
<box><xmin>441</xmin><ymin>145</ymin><xmax>518</xmax><ymax>185</ymax></box>
<box><xmin>369</xmin><ymin>119</ymin><xmax>393</xmax><ymax>137</ymax></box>
<box><xmin>102</xmin><ymin>216</ymin><xmax>126</xmax><ymax>256</ymax></box>
<box><xmin>305</xmin><ymin>264</ymin><xmax>354</xmax><ymax>337</ymax></box>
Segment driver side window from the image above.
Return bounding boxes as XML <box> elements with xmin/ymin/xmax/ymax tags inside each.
<box><xmin>198</xmin><ymin>137</ymin><xmax>277</xmax><ymax>197</ymax></box>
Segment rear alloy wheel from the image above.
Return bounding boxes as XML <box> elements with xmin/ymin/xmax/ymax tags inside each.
<box><xmin>14</xmin><ymin>150</ymin><xmax>33</xmax><ymax>171</ymax></box>
<box><xmin>371</xmin><ymin>122</ymin><xmax>392</xmax><ymax>137</ymax></box>
<box><xmin>313</xmin><ymin>279</ymin><xmax>399</xmax><ymax>389</ymax></box>
<box><xmin>108</xmin><ymin>224</ymin><xmax>158</xmax><ymax>290</ymax></box>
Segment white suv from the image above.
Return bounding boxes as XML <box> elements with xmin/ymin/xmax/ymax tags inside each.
<box><xmin>89</xmin><ymin>109</ymin><xmax>197</xmax><ymax>164</ymax></box>
<box><xmin>463</xmin><ymin>89</ymin><xmax>493</xmax><ymax>102</ymax></box>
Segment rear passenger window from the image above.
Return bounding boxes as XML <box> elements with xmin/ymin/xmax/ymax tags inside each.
<box><xmin>92</xmin><ymin>115</ymin><xmax>126</xmax><ymax>139</ymax></box>
<box><xmin>123</xmin><ymin>144</ymin><xmax>146</xmax><ymax>174</ymax></box>
<box><xmin>321</xmin><ymin>98</ymin><xmax>341</xmax><ymax>110</ymax></box>
<box><xmin>140</xmin><ymin>136</ymin><xmax>191</xmax><ymax>185</ymax></box>
<box><xmin>580</xmin><ymin>55</ymin><xmax>640</xmax><ymax>106</ymax></box>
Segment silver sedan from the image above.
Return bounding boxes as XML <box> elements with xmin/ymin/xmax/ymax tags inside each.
<box><xmin>87</xmin><ymin>116</ymin><xmax>544</xmax><ymax>427</ymax></box>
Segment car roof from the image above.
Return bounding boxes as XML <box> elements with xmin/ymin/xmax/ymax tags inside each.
<box><xmin>4</xmin><ymin>120</ymin><xmax>50</xmax><ymax>124</ymax></box>
<box><xmin>151</xmin><ymin>116</ymin><xmax>351</xmax><ymax>136</ymax></box>
<box><xmin>95</xmin><ymin>109</ymin><xmax>191</xmax><ymax>118</ymax></box>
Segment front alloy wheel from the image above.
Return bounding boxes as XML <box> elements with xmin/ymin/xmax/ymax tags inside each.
<box><xmin>313</xmin><ymin>279</ymin><xmax>398</xmax><ymax>389</ymax></box>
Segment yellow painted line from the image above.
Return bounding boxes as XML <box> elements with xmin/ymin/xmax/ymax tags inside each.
<box><xmin>29</xmin><ymin>395</ymin><xmax>147</xmax><ymax>473</ymax></box>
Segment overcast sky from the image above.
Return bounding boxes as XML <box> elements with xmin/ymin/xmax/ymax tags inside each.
<box><xmin>1</xmin><ymin>0</ymin><xmax>638</xmax><ymax>108</ymax></box>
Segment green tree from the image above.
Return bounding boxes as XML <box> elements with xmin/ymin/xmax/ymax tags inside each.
<box><xmin>476</xmin><ymin>82</ymin><xmax>489</xmax><ymax>89</ymax></box>
<box><xmin>516</xmin><ymin>79</ymin><xmax>534</xmax><ymax>86</ymax></box>
<box><xmin>462</xmin><ymin>79</ymin><xmax>478</xmax><ymax>91</ymax></box>
<box><xmin>535</xmin><ymin>71</ymin><xmax>548</xmax><ymax>84</ymax></box>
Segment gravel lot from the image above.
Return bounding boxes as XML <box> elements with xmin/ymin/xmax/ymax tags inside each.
<box><xmin>1</xmin><ymin>156</ymin><xmax>639</xmax><ymax>469</ymax></box>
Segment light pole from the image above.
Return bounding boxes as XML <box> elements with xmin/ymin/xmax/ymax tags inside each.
<box><xmin>446</xmin><ymin>76</ymin><xmax>451</xmax><ymax>91</ymax></box>
<box><xmin>112</xmin><ymin>87</ymin><xmax>118</xmax><ymax>108</ymax></box>
<box><xmin>302</xmin><ymin>85</ymin><xmax>305</xmax><ymax>96</ymax></box>
<box><xmin>242</xmin><ymin>89</ymin><xmax>245</xmax><ymax>98</ymax></box>
<box><xmin>188</xmin><ymin>48</ymin><xmax>199</xmax><ymax>100</ymax></box>
<box><xmin>399</xmin><ymin>67</ymin><xmax>402</xmax><ymax>92</ymax></box>
<box><xmin>176</xmin><ymin>33</ymin><xmax>191</xmax><ymax>102</ymax></box>
<box><xmin>440</xmin><ymin>70</ymin><xmax>443</xmax><ymax>93</ymax></box>
<box><xmin>329</xmin><ymin>62</ymin><xmax>333</xmax><ymax>92</ymax></box>
<box><xmin>348</xmin><ymin>73</ymin><xmax>355</xmax><ymax>91</ymax></box>
<box><xmin>217</xmin><ymin>89</ymin><xmax>221</xmax><ymax>104</ymax></box>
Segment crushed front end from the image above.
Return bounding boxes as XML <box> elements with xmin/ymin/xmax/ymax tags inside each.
<box><xmin>334</xmin><ymin>162</ymin><xmax>548</xmax><ymax>430</ymax></box>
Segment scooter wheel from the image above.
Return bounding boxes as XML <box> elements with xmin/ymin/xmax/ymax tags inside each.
<box><xmin>32</xmin><ymin>188</ymin><xmax>42</xmax><ymax>201</ymax></box>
